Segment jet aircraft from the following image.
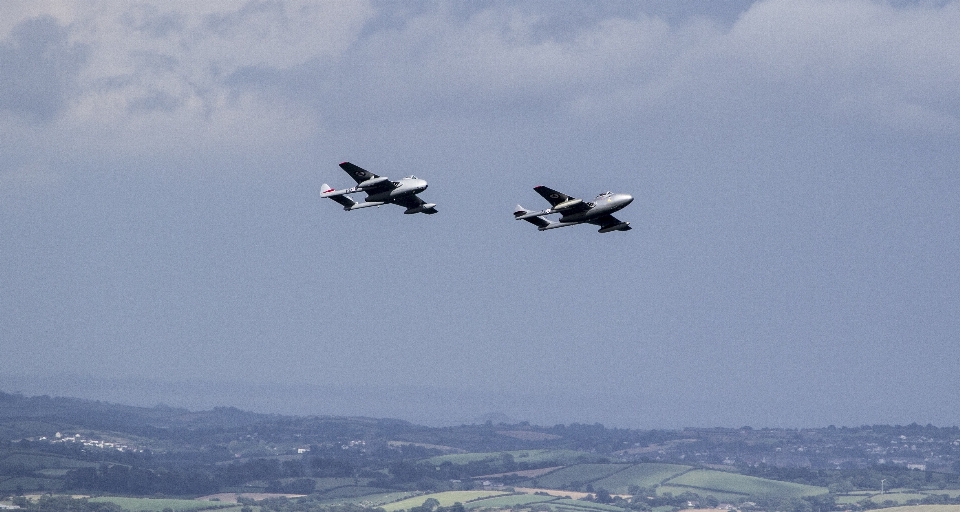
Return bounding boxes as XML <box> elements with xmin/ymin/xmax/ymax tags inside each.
<box><xmin>320</xmin><ymin>162</ymin><xmax>437</xmax><ymax>214</ymax></box>
<box><xmin>514</xmin><ymin>186</ymin><xmax>633</xmax><ymax>233</ymax></box>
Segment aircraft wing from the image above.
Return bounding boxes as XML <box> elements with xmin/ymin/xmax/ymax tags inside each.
<box><xmin>588</xmin><ymin>214</ymin><xmax>632</xmax><ymax>231</ymax></box>
<box><xmin>534</xmin><ymin>185</ymin><xmax>592</xmax><ymax>213</ymax></box>
<box><xmin>393</xmin><ymin>194</ymin><xmax>438</xmax><ymax>214</ymax></box>
<box><xmin>533</xmin><ymin>186</ymin><xmax>576</xmax><ymax>206</ymax></box>
<box><xmin>340</xmin><ymin>162</ymin><xmax>384</xmax><ymax>184</ymax></box>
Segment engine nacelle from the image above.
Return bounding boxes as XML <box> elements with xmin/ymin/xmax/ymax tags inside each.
<box><xmin>598</xmin><ymin>222</ymin><xmax>630</xmax><ymax>233</ymax></box>
<box><xmin>357</xmin><ymin>176</ymin><xmax>390</xmax><ymax>189</ymax></box>
<box><xmin>404</xmin><ymin>203</ymin><xmax>437</xmax><ymax>214</ymax></box>
<box><xmin>553</xmin><ymin>198</ymin><xmax>583</xmax><ymax>210</ymax></box>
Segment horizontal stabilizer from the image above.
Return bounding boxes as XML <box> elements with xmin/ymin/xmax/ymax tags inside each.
<box><xmin>514</xmin><ymin>205</ymin><xmax>552</xmax><ymax>229</ymax></box>
<box><xmin>320</xmin><ymin>185</ymin><xmax>359</xmax><ymax>198</ymax></box>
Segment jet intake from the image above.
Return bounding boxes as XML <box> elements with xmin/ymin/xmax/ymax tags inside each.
<box><xmin>357</xmin><ymin>176</ymin><xmax>390</xmax><ymax>189</ymax></box>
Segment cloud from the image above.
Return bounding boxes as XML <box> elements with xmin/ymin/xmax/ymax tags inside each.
<box><xmin>0</xmin><ymin>1</ymin><xmax>375</xmax><ymax>169</ymax></box>
<box><xmin>2</xmin><ymin>0</ymin><xmax>957</xmax><ymax>168</ymax></box>
<box><xmin>0</xmin><ymin>15</ymin><xmax>86</xmax><ymax>122</ymax></box>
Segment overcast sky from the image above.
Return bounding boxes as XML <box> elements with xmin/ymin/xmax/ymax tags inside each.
<box><xmin>2</xmin><ymin>0</ymin><xmax>959</xmax><ymax>428</ymax></box>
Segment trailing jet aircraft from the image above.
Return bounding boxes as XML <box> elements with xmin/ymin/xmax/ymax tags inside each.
<box><xmin>320</xmin><ymin>162</ymin><xmax>437</xmax><ymax>214</ymax></box>
<box><xmin>514</xmin><ymin>186</ymin><xmax>633</xmax><ymax>233</ymax></box>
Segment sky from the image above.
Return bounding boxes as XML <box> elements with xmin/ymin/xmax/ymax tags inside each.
<box><xmin>2</xmin><ymin>0</ymin><xmax>959</xmax><ymax>429</ymax></box>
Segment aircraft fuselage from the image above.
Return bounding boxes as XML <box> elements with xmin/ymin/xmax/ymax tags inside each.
<box><xmin>558</xmin><ymin>193</ymin><xmax>633</xmax><ymax>224</ymax></box>
<box><xmin>364</xmin><ymin>177</ymin><xmax>428</xmax><ymax>202</ymax></box>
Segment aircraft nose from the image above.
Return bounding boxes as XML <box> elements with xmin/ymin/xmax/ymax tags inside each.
<box><xmin>620</xmin><ymin>194</ymin><xmax>633</xmax><ymax>205</ymax></box>
<box><xmin>419</xmin><ymin>180</ymin><xmax>428</xmax><ymax>191</ymax></box>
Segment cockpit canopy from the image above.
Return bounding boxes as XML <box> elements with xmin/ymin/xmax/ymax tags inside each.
<box><xmin>596</xmin><ymin>191</ymin><xmax>613</xmax><ymax>199</ymax></box>
<box><xmin>405</xmin><ymin>175</ymin><xmax>418</xmax><ymax>179</ymax></box>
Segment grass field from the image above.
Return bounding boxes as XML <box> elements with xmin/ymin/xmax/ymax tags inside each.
<box><xmin>89</xmin><ymin>496</ymin><xmax>234</xmax><ymax>511</ymax></box>
<box><xmin>468</xmin><ymin>494</ymin><xmax>627</xmax><ymax>512</ymax></box>
<box><xmin>664</xmin><ymin>469</ymin><xmax>827</xmax><ymax>498</ymax></box>
<box><xmin>465</xmin><ymin>493</ymin><xmax>556</xmax><ymax>509</ymax></box>
<box><xmin>881</xmin><ymin>506</ymin><xmax>960</xmax><ymax>512</ymax></box>
<box><xmin>835</xmin><ymin>493</ymin><xmax>939</xmax><ymax>506</ymax></box>
<box><xmin>313</xmin><ymin>477</ymin><xmax>371</xmax><ymax>491</ymax></box>
<box><xmin>380</xmin><ymin>490</ymin><xmax>509</xmax><ymax>511</ymax></box>
<box><xmin>590</xmin><ymin>463</ymin><xmax>691</xmax><ymax>493</ymax></box>
<box><xmin>314</xmin><ymin>491</ymin><xmax>419</xmax><ymax>507</ymax></box>
<box><xmin>524</xmin><ymin>464</ymin><xmax>632</xmax><ymax>489</ymax></box>
<box><xmin>424</xmin><ymin>450</ymin><xmax>593</xmax><ymax>467</ymax></box>
<box><xmin>547</xmin><ymin>498</ymin><xmax>632</xmax><ymax>512</ymax></box>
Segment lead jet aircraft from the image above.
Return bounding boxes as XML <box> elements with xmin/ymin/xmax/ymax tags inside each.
<box><xmin>514</xmin><ymin>186</ymin><xmax>633</xmax><ymax>233</ymax></box>
<box><xmin>320</xmin><ymin>162</ymin><xmax>437</xmax><ymax>214</ymax></box>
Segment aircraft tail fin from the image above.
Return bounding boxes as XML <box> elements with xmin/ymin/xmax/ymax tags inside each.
<box><xmin>323</xmin><ymin>188</ymin><xmax>357</xmax><ymax>210</ymax></box>
<box><xmin>514</xmin><ymin>205</ymin><xmax>551</xmax><ymax>229</ymax></box>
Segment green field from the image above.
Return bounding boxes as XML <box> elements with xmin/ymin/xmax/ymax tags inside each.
<box><xmin>424</xmin><ymin>450</ymin><xmax>593</xmax><ymax>467</ymax></box>
<box><xmin>468</xmin><ymin>495</ymin><xmax>626</xmax><ymax>512</ymax></box>
<box><xmin>315</xmin><ymin>491</ymin><xmax>419</xmax><ymax>507</ymax></box>
<box><xmin>882</xmin><ymin>507</ymin><xmax>960</xmax><ymax>512</ymax></box>
<box><xmin>524</xmin><ymin>464</ymin><xmax>632</xmax><ymax>490</ymax></box>
<box><xmin>837</xmin><ymin>493</ymin><xmax>939</xmax><ymax>506</ymax></box>
<box><xmin>547</xmin><ymin>499</ymin><xmax>631</xmax><ymax>512</ymax></box>
<box><xmin>465</xmin><ymin>493</ymin><xmax>556</xmax><ymax>509</ymax></box>
<box><xmin>381</xmin><ymin>490</ymin><xmax>508</xmax><ymax>511</ymax></box>
<box><xmin>664</xmin><ymin>469</ymin><xmax>828</xmax><ymax>498</ymax></box>
<box><xmin>90</xmin><ymin>496</ymin><xmax>233</xmax><ymax>511</ymax></box>
<box><xmin>590</xmin><ymin>463</ymin><xmax>691</xmax><ymax>493</ymax></box>
<box><xmin>313</xmin><ymin>477</ymin><xmax>372</xmax><ymax>491</ymax></box>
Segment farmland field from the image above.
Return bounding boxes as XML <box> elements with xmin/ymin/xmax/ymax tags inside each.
<box><xmin>664</xmin><ymin>469</ymin><xmax>827</xmax><ymax>498</ymax></box>
<box><xmin>881</xmin><ymin>506</ymin><xmax>960</xmax><ymax>512</ymax></box>
<box><xmin>424</xmin><ymin>449</ymin><xmax>592</xmax><ymax>467</ymax></box>
<box><xmin>525</xmin><ymin>464</ymin><xmax>632</xmax><ymax>489</ymax></box>
<box><xmin>465</xmin><ymin>493</ymin><xmax>557</xmax><ymax>509</ymax></box>
<box><xmin>590</xmin><ymin>463</ymin><xmax>691</xmax><ymax>493</ymax></box>
<box><xmin>381</xmin><ymin>490</ymin><xmax>509</xmax><ymax>511</ymax></box>
<box><xmin>548</xmin><ymin>498</ymin><xmax>633</xmax><ymax>512</ymax></box>
<box><xmin>90</xmin><ymin>496</ymin><xmax>233</xmax><ymax>511</ymax></box>
<box><xmin>313</xmin><ymin>477</ymin><xmax>371</xmax><ymax>491</ymax></box>
<box><xmin>314</xmin><ymin>491</ymin><xmax>418</xmax><ymax>507</ymax></box>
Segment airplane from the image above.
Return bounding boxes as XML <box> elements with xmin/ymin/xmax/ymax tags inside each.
<box><xmin>320</xmin><ymin>162</ymin><xmax>437</xmax><ymax>214</ymax></box>
<box><xmin>514</xmin><ymin>186</ymin><xmax>633</xmax><ymax>233</ymax></box>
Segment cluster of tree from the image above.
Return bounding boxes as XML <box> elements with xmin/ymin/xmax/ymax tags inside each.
<box><xmin>63</xmin><ymin>464</ymin><xmax>220</xmax><ymax>496</ymax></box>
<box><xmin>57</xmin><ymin>454</ymin><xmax>365</xmax><ymax>495</ymax></box>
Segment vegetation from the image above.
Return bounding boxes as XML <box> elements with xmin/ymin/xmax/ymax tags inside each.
<box><xmin>4</xmin><ymin>392</ymin><xmax>960</xmax><ymax>512</ymax></box>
